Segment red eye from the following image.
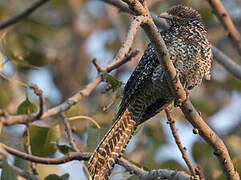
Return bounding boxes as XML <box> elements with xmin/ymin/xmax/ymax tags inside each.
<box><xmin>179</xmin><ymin>12</ymin><xmax>184</xmax><ymax>17</ymax></box>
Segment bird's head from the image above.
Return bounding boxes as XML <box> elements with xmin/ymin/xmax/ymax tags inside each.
<box><xmin>159</xmin><ymin>5</ymin><xmax>201</xmax><ymax>26</ymax></box>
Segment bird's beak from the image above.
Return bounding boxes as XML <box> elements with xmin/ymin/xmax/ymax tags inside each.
<box><xmin>159</xmin><ymin>12</ymin><xmax>172</xmax><ymax>20</ymax></box>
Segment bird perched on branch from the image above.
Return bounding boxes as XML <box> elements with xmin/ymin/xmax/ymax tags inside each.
<box><xmin>88</xmin><ymin>5</ymin><xmax>212</xmax><ymax>180</ymax></box>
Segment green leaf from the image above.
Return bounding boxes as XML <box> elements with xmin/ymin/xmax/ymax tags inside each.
<box><xmin>1</xmin><ymin>160</ymin><xmax>18</xmax><ymax>180</ymax></box>
<box><xmin>105</xmin><ymin>74</ymin><xmax>123</xmax><ymax>92</ymax></box>
<box><xmin>87</xmin><ymin>127</ymin><xmax>109</xmax><ymax>152</ymax></box>
<box><xmin>27</xmin><ymin>125</ymin><xmax>59</xmax><ymax>157</ymax></box>
<box><xmin>44</xmin><ymin>174</ymin><xmax>60</xmax><ymax>180</ymax></box>
<box><xmin>44</xmin><ymin>173</ymin><xmax>70</xmax><ymax>180</ymax></box>
<box><xmin>17</xmin><ymin>97</ymin><xmax>38</xmax><ymax>115</ymax></box>
<box><xmin>61</xmin><ymin>173</ymin><xmax>70</xmax><ymax>180</ymax></box>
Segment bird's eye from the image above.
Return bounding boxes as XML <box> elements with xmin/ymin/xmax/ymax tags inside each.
<box><xmin>179</xmin><ymin>12</ymin><xmax>184</xmax><ymax>17</ymax></box>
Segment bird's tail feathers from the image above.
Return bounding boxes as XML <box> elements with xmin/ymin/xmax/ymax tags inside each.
<box><xmin>87</xmin><ymin>109</ymin><xmax>136</xmax><ymax>180</ymax></box>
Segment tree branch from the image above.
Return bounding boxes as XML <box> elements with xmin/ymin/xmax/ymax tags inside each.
<box><xmin>30</xmin><ymin>85</ymin><xmax>44</xmax><ymax>119</ymax></box>
<box><xmin>180</xmin><ymin>100</ymin><xmax>239</xmax><ymax>180</ymax></box>
<box><xmin>165</xmin><ymin>109</ymin><xmax>197</xmax><ymax>178</ymax></box>
<box><xmin>60</xmin><ymin>113</ymin><xmax>79</xmax><ymax>152</ymax></box>
<box><xmin>207</xmin><ymin>0</ymin><xmax>241</xmax><ymax>55</ymax></box>
<box><xmin>0</xmin><ymin>0</ymin><xmax>51</xmax><ymax>30</ymax></box>
<box><xmin>1</xmin><ymin>143</ymin><xmax>189</xmax><ymax>180</ymax></box>
<box><xmin>212</xmin><ymin>46</ymin><xmax>241</xmax><ymax>79</ymax></box>
<box><xmin>1</xmin><ymin>50</ymin><xmax>138</xmax><ymax>126</ymax></box>
<box><xmin>0</xmin><ymin>143</ymin><xmax>90</xmax><ymax>164</ymax></box>
<box><xmin>140</xmin><ymin>169</ymin><xmax>190</xmax><ymax>180</ymax></box>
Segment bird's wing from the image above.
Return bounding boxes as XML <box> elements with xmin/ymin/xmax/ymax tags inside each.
<box><xmin>116</xmin><ymin>43</ymin><xmax>160</xmax><ymax>118</ymax></box>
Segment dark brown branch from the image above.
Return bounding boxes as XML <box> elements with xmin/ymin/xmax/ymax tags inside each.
<box><xmin>212</xmin><ymin>46</ymin><xmax>241</xmax><ymax>79</ymax></box>
<box><xmin>1</xmin><ymin>143</ymin><xmax>90</xmax><ymax>164</ymax></box>
<box><xmin>207</xmin><ymin>0</ymin><xmax>241</xmax><ymax>55</ymax></box>
<box><xmin>101</xmin><ymin>0</ymin><xmax>135</xmax><ymax>14</ymax></box>
<box><xmin>0</xmin><ymin>0</ymin><xmax>50</xmax><ymax>30</ymax></box>
<box><xmin>165</xmin><ymin>109</ymin><xmax>199</xmax><ymax>179</ymax></box>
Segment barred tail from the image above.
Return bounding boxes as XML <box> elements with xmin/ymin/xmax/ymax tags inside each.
<box><xmin>87</xmin><ymin>109</ymin><xmax>136</xmax><ymax>180</ymax></box>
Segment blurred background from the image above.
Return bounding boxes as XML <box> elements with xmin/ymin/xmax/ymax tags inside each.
<box><xmin>0</xmin><ymin>0</ymin><xmax>241</xmax><ymax>179</ymax></box>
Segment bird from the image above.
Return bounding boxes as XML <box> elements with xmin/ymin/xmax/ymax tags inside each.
<box><xmin>87</xmin><ymin>5</ymin><xmax>212</xmax><ymax>180</ymax></box>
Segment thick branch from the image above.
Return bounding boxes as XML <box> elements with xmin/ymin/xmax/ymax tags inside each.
<box><xmin>180</xmin><ymin>100</ymin><xmax>239</xmax><ymax>180</ymax></box>
<box><xmin>207</xmin><ymin>0</ymin><xmax>241</xmax><ymax>55</ymax></box>
<box><xmin>140</xmin><ymin>169</ymin><xmax>190</xmax><ymax>180</ymax></box>
<box><xmin>0</xmin><ymin>0</ymin><xmax>50</xmax><ymax>30</ymax></box>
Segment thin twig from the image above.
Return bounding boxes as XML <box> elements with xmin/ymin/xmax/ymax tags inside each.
<box><xmin>0</xmin><ymin>0</ymin><xmax>51</xmax><ymax>30</ymax></box>
<box><xmin>60</xmin><ymin>113</ymin><xmax>79</xmax><ymax>152</ymax></box>
<box><xmin>92</xmin><ymin>58</ymin><xmax>105</xmax><ymax>73</ymax></box>
<box><xmin>101</xmin><ymin>0</ymin><xmax>135</xmax><ymax>14</ymax></box>
<box><xmin>212</xmin><ymin>46</ymin><xmax>241</xmax><ymax>80</ymax></box>
<box><xmin>26</xmin><ymin>125</ymin><xmax>38</xmax><ymax>175</ymax></box>
<box><xmin>207</xmin><ymin>0</ymin><xmax>241</xmax><ymax>55</ymax></box>
<box><xmin>1</xmin><ymin>143</ymin><xmax>90</xmax><ymax>164</ymax></box>
<box><xmin>29</xmin><ymin>85</ymin><xmax>44</xmax><ymax>119</ymax></box>
<box><xmin>105</xmin><ymin>17</ymin><xmax>145</xmax><ymax>69</ymax></box>
<box><xmin>165</xmin><ymin>109</ymin><xmax>199</xmax><ymax>179</ymax></box>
